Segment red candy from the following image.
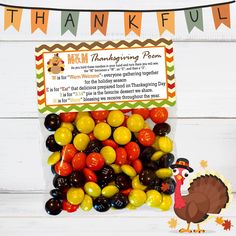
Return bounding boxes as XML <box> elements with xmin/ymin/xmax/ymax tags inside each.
<box><xmin>61</xmin><ymin>144</ymin><xmax>77</xmax><ymax>162</ymax></box>
<box><xmin>88</xmin><ymin>132</ymin><xmax>96</xmax><ymax>141</ymax></box>
<box><xmin>59</xmin><ymin>112</ymin><xmax>77</xmax><ymax>123</ymax></box>
<box><xmin>138</xmin><ymin>129</ymin><xmax>155</xmax><ymax>146</ymax></box>
<box><xmin>91</xmin><ymin>110</ymin><xmax>109</xmax><ymax>120</ymax></box>
<box><xmin>132</xmin><ymin>108</ymin><xmax>149</xmax><ymax>120</ymax></box>
<box><xmin>86</xmin><ymin>153</ymin><xmax>105</xmax><ymax>171</ymax></box>
<box><xmin>55</xmin><ymin>161</ymin><xmax>73</xmax><ymax>176</ymax></box>
<box><xmin>102</xmin><ymin>139</ymin><xmax>118</xmax><ymax>149</ymax></box>
<box><xmin>115</xmin><ymin>147</ymin><xmax>128</xmax><ymax>165</ymax></box>
<box><xmin>62</xmin><ymin>200</ymin><xmax>79</xmax><ymax>213</ymax></box>
<box><xmin>132</xmin><ymin>159</ymin><xmax>143</xmax><ymax>174</ymax></box>
<box><xmin>149</xmin><ymin>107</ymin><xmax>168</xmax><ymax>124</ymax></box>
<box><xmin>125</xmin><ymin>142</ymin><xmax>140</xmax><ymax>161</ymax></box>
<box><xmin>120</xmin><ymin>188</ymin><xmax>133</xmax><ymax>196</ymax></box>
<box><xmin>121</xmin><ymin>109</ymin><xmax>132</xmax><ymax>113</ymax></box>
<box><xmin>83</xmin><ymin>168</ymin><xmax>98</xmax><ymax>182</ymax></box>
<box><xmin>72</xmin><ymin>152</ymin><xmax>86</xmax><ymax>170</ymax></box>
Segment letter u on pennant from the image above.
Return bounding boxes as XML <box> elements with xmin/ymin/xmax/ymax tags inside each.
<box><xmin>184</xmin><ymin>8</ymin><xmax>203</xmax><ymax>33</ymax></box>
<box><xmin>4</xmin><ymin>7</ymin><xmax>23</xmax><ymax>31</ymax></box>
<box><xmin>124</xmin><ymin>12</ymin><xmax>142</xmax><ymax>36</ymax></box>
<box><xmin>31</xmin><ymin>10</ymin><xmax>49</xmax><ymax>34</ymax></box>
<box><xmin>212</xmin><ymin>4</ymin><xmax>231</xmax><ymax>29</ymax></box>
<box><xmin>91</xmin><ymin>12</ymin><xmax>109</xmax><ymax>35</ymax></box>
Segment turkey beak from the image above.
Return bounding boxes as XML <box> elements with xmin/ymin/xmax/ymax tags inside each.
<box><xmin>176</xmin><ymin>175</ymin><xmax>184</xmax><ymax>184</ymax></box>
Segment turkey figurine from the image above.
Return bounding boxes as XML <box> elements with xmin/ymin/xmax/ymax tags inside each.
<box><xmin>170</xmin><ymin>158</ymin><xmax>229</xmax><ymax>233</ymax></box>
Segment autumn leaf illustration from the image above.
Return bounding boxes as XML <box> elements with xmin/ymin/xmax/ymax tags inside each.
<box><xmin>200</xmin><ymin>160</ymin><xmax>208</xmax><ymax>169</ymax></box>
<box><xmin>168</xmin><ymin>218</ymin><xmax>178</xmax><ymax>229</ymax></box>
<box><xmin>161</xmin><ymin>182</ymin><xmax>169</xmax><ymax>192</ymax></box>
<box><xmin>222</xmin><ymin>220</ymin><xmax>233</xmax><ymax>231</ymax></box>
<box><xmin>215</xmin><ymin>217</ymin><xmax>224</xmax><ymax>225</ymax></box>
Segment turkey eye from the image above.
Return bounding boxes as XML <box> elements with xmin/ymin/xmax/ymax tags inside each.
<box><xmin>173</xmin><ymin>168</ymin><xmax>179</xmax><ymax>175</ymax></box>
<box><xmin>182</xmin><ymin>169</ymin><xmax>189</xmax><ymax>178</ymax></box>
<box><xmin>184</xmin><ymin>173</ymin><xmax>189</xmax><ymax>177</ymax></box>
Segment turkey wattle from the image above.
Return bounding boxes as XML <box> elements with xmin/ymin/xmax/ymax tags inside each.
<box><xmin>170</xmin><ymin>158</ymin><xmax>229</xmax><ymax>233</ymax></box>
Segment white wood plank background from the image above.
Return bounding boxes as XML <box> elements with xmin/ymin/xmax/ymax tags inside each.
<box><xmin>0</xmin><ymin>0</ymin><xmax>236</xmax><ymax>235</ymax></box>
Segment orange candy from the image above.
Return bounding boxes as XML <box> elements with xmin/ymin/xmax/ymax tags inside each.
<box><xmin>55</xmin><ymin>161</ymin><xmax>73</xmax><ymax>176</ymax></box>
<box><xmin>61</xmin><ymin>144</ymin><xmax>77</xmax><ymax>162</ymax></box>
<box><xmin>149</xmin><ymin>107</ymin><xmax>168</xmax><ymax>124</ymax></box>
<box><xmin>132</xmin><ymin>108</ymin><xmax>149</xmax><ymax>120</ymax></box>
<box><xmin>72</xmin><ymin>152</ymin><xmax>86</xmax><ymax>170</ymax></box>
<box><xmin>60</xmin><ymin>112</ymin><xmax>77</xmax><ymax>123</ymax></box>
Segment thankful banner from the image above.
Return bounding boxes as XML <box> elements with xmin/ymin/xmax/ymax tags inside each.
<box><xmin>0</xmin><ymin>1</ymin><xmax>234</xmax><ymax>36</ymax></box>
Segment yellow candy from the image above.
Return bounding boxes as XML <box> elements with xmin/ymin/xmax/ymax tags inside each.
<box><xmin>76</xmin><ymin>116</ymin><xmax>95</xmax><ymax>134</ymax></box>
<box><xmin>102</xmin><ymin>186</ymin><xmax>119</xmax><ymax>198</ymax></box>
<box><xmin>80</xmin><ymin>194</ymin><xmax>93</xmax><ymax>211</ymax></box>
<box><xmin>132</xmin><ymin>175</ymin><xmax>147</xmax><ymax>190</ymax></box>
<box><xmin>54</xmin><ymin>127</ymin><xmax>72</xmax><ymax>146</ymax></box>
<box><xmin>84</xmin><ymin>182</ymin><xmax>101</xmax><ymax>198</ymax></box>
<box><xmin>152</xmin><ymin>137</ymin><xmax>160</xmax><ymax>150</ymax></box>
<box><xmin>60</xmin><ymin>122</ymin><xmax>74</xmax><ymax>131</ymax></box>
<box><xmin>93</xmin><ymin>122</ymin><xmax>111</xmax><ymax>141</ymax></box>
<box><xmin>67</xmin><ymin>187</ymin><xmax>84</xmax><ymax>205</ymax></box>
<box><xmin>146</xmin><ymin>190</ymin><xmax>162</xmax><ymax>208</ymax></box>
<box><xmin>73</xmin><ymin>133</ymin><xmax>90</xmax><ymax>151</ymax></box>
<box><xmin>126</xmin><ymin>203</ymin><xmax>137</xmax><ymax>210</ymax></box>
<box><xmin>47</xmin><ymin>152</ymin><xmax>61</xmax><ymax>165</ymax></box>
<box><xmin>128</xmin><ymin>189</ymin><xmax>146</xmax><ymax>207</ymax></box>
<box><xmin>110</xmin><ymin>164</ymin><xmax>122</xmax><ymax>174</ymax></box>
<box><xmin>100</xmin><ymin>146</ymin><xmax>116</xmax><ymax>165</ymax></box>
<box><xmin>75</xmin><ymin>112</ymin><xmax>90</xmax><ymax>122</ymax></box>
<box><xmin>158</xmin><ymin>136</ymin><xmax>173</xmax><ymax>153</ymax></box>
<box><xmin>107</xmin><ymin>110</ymin><xmax>124</xmax><ymax>127</ymax></box>
<box><xmin>151</xmin><ymin>151</ymin><xmax>164</xmax><ymax>161</ymax></box>
<box><xmin>121</xmin><ymin>165</ymin><xmax>136</xmax><ymax>177</ymax></box>
<box><xmin>155</xmin><ymin>168</ymin><xmax>172</xmax><ymax>179</ymax></box>
<box><xmin>127</xmin><ymin>114</ymin><xmax>144</xmax><ymax>132</ymax></box>
<box><xmin>113</xmin><ymin>126</ymin><xmax>131</xmax><ymax>145</ymax></box>
<box><xmin>159</xmin><ymin>194</ymin><xmax>172</xmax><ymax>211</ymax></box>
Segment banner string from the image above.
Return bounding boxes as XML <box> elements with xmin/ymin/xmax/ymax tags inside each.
<box><xmin>0</xmin><ymin>1</ymin><xmax>235</xmax><ymax>12</ymax></box>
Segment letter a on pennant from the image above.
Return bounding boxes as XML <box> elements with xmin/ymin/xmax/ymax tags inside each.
<box><xmin>124</xmin><ymin>12</ymin><xmax>142</xmax><ymax>36</ymax></box>
<box><xmin>91</xmin><ymin>12</ymin><xmax>109</xmax><ymax>35</ymax></box>
<box><xmin>61</xmin><ymin>11</ymin><xmax>79</xmax><ymax>36</ymax></box>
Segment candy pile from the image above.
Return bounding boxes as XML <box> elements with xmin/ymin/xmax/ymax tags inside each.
<box><xmin>44</xmin><ymin>108</ymin><xmax>176</xmax><ymax>215</ymax></box>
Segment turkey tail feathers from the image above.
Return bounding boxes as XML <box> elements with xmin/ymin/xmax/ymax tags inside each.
<box><xmin>188</xmin><ymin>175</ymin><xmax>229</xmax><ymax>214</ymax></box>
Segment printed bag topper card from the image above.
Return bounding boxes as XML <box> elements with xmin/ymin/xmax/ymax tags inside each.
<box><xmin>36</xmin><ymin>39</ymin><xmax>175</xmax><ymax>113</ymax></box>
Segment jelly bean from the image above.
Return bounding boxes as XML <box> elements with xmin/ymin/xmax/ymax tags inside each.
<box><xmin>151</xmin><ymin>151</ymin><xmax>164</xmax><ymax>161</ymax></box>
<box><xmin>159</xmin><ymin>194</ymin><xmax>172</xmax><ymax>211</ymax></box>
<box><xmin>132</xmin><ymin>159</ymin><xmax>143</xmax><ymax>174</ymax></box>
<box><xmin>132</xmin><ymin>108</ymin><xmax>149</xmax><ymax>120</ymax></box>
<box><xmin>75</xmin><ymin>112</ymin><xmax>91</xmax><ymax>122</ymax></box>
<box><xmin>93</xmin><ymin>196</ymin><xmax>110</xmax><ymax>212</ymax></box>
<box><xmin>128</xmin><ymin>189</ymin><xmax>146</xmax><ymax>207</ymax></box>
<box><xmin>115</xmin><ymin>147</ymin><xmax>128</xmax><ymax>165</ymax></box>
<box><xmin>102</xmin><ymin>139</ymin><xmax>118</xmax><ymax>149</ymax></box>
<box><xmin>146</xmin><ymin>190</ymin><xmax>162</xmax><ymax>208</ymax></box>
<box><xmin>142</xmin><ymin>161</ymin><xmax>159</xmax><ymax>171</ymax></box>
<box><xmin>67</xmin><ymin>187</ymin><xmax>84</xmax><ymax>205</ymax></box>
<box><xmin>127</xmin><ymin>114</ymin><xmax>144</xmax><ymax>132</ymax></box>
<box><xmin>69</xmin><ymin>171</ymin><xmax>85</xmax><ymax>188</ymax></box>
<box><xmin>50</xmin><ymin>189</ymin><xmax>66</xmax><ymax>200</ymax></box>
<box><xmin>120</xmin><ymin>188</ymin><xmax>132</xmax><ymax>196</ymax></box>
<box><xmin>76</xmin><ymin>116</ymin><xmax>95</xmax><ymax>134</ymax></box>
<box><xmin>53</xmin><ymin>175</ymin><xmax>69</xmax><ymax>189</ymax></box>
<box><xmin>47</xmin><ymin>152</ymin><xmax>61</xmax><ymax>165</ymax></box>
<box><xmin>97</xmin><ymin>165</ymin><xmax>115</xmax><ymax>183</ymax></box>
<box><xmin>157</xmin><ymin>153</ymin><xmax>175</xmax><ymax>168</ymax></box>
<box><xmin>137</xmin><ymin>129</ymin><xmax>155</xmax><ymax>146</ymax></box>
<box><xmin>44</xmin><ymin>114</ymin><xmax>61</xmax><ymax>131</ymax></box>
<box><xmin>139</xmin><ymin>147</ymin><xmax>156</xmax><ymax>162</ymax></box>
<box><xmin>61</xmin><ymin>144</ymin><xmax>77</xmax><ymax>162</ymax></box>
<box><xmin>84</xmin><ymin>182</ymin><xmax>101</xmax><ymax>198</ymax></box>
<box><xmin>132</xmin><ymin>175</ymin><xmax>147</xmax><ymax>190</ymax></box>
<box><xmin>54</xmin><ymin>127</ymin><xmax>72</xmax><ymax>146</ymax></box>
<box><xmin>125</xmin><ymin>142</ymin><xmax>140</xmax><ymax>162</ymax></box>
<box><xmin>60</xmin><ymin>112</ymin><xmax>77</xmax><ymax>123</ymax></box>
<box><xmin>72</xmin><ymin>152</ymin><xmax>86</xmax><ymax>171</ymax></box>
<box><xmin>115</xmin><ymin>173</ymin><xmax>132</xmax><ymax>190</ymax></box>
<box><xmin>100</xmin><ymin>146</ymin><xmax>116</xmax><ymax>165</ymax></box>
<box><xmin>113</xmin><ymin>127</ymin><xmax>131</xmax><ymax>145</ymax></box>
<box><xmin>110</xmin><ymin>164</ymin><xmax>122</xmax><ymax>174</ymax></box>
<box><xmin>73</xmin><ymin>133</ymin><xmax>90</xmax><ymax>151</ymax></box>
<box><xmin>149</xmin><ymin>107</ymin><xmax>168</xmax><ymax>124</ymax></box>
<box><xmin>80</xmin><ymin>194</ymin><xmax>93</xmax><ymax>211</ymax></box>
<box><xmin>155</xmin><ymin>168</ymin><xmax>172</xmax><ymax>179</ymax></box>
<box><xmin>121</xmin><ymin>165</ymin><xmax>136</xmax><ymax>177</ymax></box>
<box><xmin>62</xmin><ymin>200</ymin><xmax>79</xmax><ymax>213</ymax></box>
<box><xmin>161</xmin><ymin>178</ymin><xmax>176</xmax><ymax>195</ymax></box>
<box><xmin>45</xmin><ymin>198</ymin><xmax>62</xmax><ymax>215</ymax></box>
<box><xmin>93</xmin><ymin>122</ymin><xmax>111</xmax><ymax>141</ymax></box>
<box><xmin>91</xmin><ymin>110</ymin><xmax>109</xmax><ymax>120</ymax></box>
<box><xmin>60</xmin><ymin>122</ymin><xmax>74</xmax><ymax>131</ymax></box>
<box><xmin>126</xmin><ymin>203</ymin><xmax>137</xmax><ymax>210</ymax></box>
<box><xmin>85</xmin><ymin>140</ymin><xmax>103</xmax><ymax>154</ymax></box>
<box><xmin>158</xmin><ymin>136</ymin><xmax>173</xmax><ymax>153</ymax></box>
<box><xmin>153</xmin><ymin>123</ymin><xmax>171</xmax><ymax>136</ymax></box>
<box><xmin>83</xmin><ymin>168</ymin><xmax>97</xmax><ymax>182</ymax></box>
<box><xmin>86</xmin><ymin>153</ymin><xmax>105</xmax><ymax>171</ymax></box>
<box><xmin>110</xmin><ymin>193</ymin><xmax>129</xmax><ymax>209</ymax></box>
<box><xmin>102</xmin><ymin>185</ymin><xmax>119</xmax><ymax>198</ymax></box>
<box><xmin>46</xmin><ymin>134</ymin><xmax>62</xmax><ymax>152</ymax></box>
<box><xmin>139</xmin><ymin>170</ymin><xmax>157</xmax><ymax>186</ymax></box>
<box><xmin>107</xmin><ymin>110</ymin><xmax>124</xmax><ymax>127</ymax></box>
<box><xmin>55</xmin><ymin>161</ymin><xmax>73</xmax><ymax>176</ymax></box>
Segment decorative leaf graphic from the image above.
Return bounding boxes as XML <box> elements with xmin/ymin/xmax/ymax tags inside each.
<box><xmin>215</xmin><ymin>217</ymin><xmax>224</xmax><ymax>225</ymax></box>
<box><xmin>222</xmin><ymin>220</ymin><xmax>233</xmax><ymax>231</ymax></box>
<box><xmin>168</xmin><ymin>218</ymin><xmax>178</xmax><ymax>229</ymax></box>
<box><xmin>161</xmin><ymin>182</ymin><xmax>169</xmax><ymax>192</ymax></box>
<box><xmin>200</xmin><ymin>160</ymin><xmax>208</xmax><ymax>169</ymax></box>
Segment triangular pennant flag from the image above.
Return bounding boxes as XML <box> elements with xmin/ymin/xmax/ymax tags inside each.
<box><xmin>31</xmin><ymin>10</ymin><xmax>49</xmax><ymax>34</ymax></box>
<box><xmin>61</xmin><ymin>11</ymin><xmax>79</xmax><ymax>36</ymax></box>
<box><xmin>212</xmin><ymin>4</ymin><xmax>231</xmax><ymax>29</ymax></box>
<box><xmin>184</xmin><ymin>8</ymin><xmax>204</xmax><ymax>33</ymax></box>
<box><xmin>91</xmin><ymin>12</ymin><xmax>109</xmax><ymax>35</ymax></box>
<box><xmin>4</xmin><ymin>7</ymin><xmax>23</xmax><ymax>31</ymax></box>
<box><xmin>124</xmin><ymin>12</ymin><xmax>142</xmax><ymax>36</ymax></box>
<box><xmin>157</xmin><ymin>11</ymin><xmax>175</xmax><ymax>35</ymax></box>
